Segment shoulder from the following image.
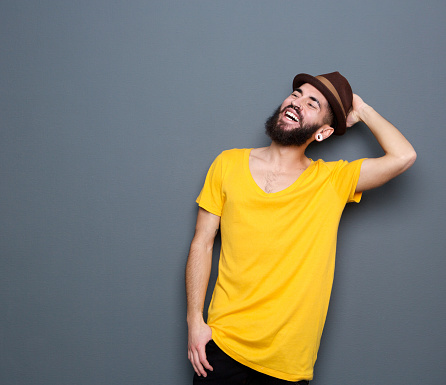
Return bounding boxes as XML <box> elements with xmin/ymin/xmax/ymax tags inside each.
<box><xmin>315</xmin><ymin>159</ymin><xmax>347</xmax><ymax>171</ymax></box>
<box><xmin>217</xmin><ymin>148</ymin><xmax>250</xmax><ymax>163</ymax></box>
<box><xmin>311</xmin><ymin>159</ymin><xmax>365</xmax><ymax>183</ymax></box>
<box><xmin>206</xmin><ymin>148</ymin><xmax>249</xmax><ymax>175</ymax></box>
<box><xmin>221</xmin><ymin>148</ymin><xmax>250</xmax><ymax>156</ymax></box>
<box><xmin>313</xmin><ymin>158</ymin><xmax>362</xmax><ymax>171</ymax></box>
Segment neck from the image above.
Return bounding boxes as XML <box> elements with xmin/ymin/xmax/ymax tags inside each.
<box><xmin>266</xmin><ymin>141</ymin><xmax>311</xmax><ymax>168</ymax></box>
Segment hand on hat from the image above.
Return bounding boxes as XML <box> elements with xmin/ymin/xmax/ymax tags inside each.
<box><xmin>346</xmin><ymin>94</ymin><xmax>370</xmax><ymax>128</ymax></box>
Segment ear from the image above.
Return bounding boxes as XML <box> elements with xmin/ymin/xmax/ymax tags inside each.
<box><xmin>314</xmin><ymin>124</ymin><xmax>334</xmax><ymax>142</ymax></box>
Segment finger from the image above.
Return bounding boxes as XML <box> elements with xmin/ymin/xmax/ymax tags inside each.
<box><xmin>198</xmin><ymin>345</ymin><xmax>213</xmax><ymax>372</ymax></box>
<box><xmin>190</xmin><ymin>356</ymin><xmax>200</xmax><ymax>376</ymax></box>
<box><xmin>192</xmin><ymin>349</ymin><xmax>207</xmax><ymax>377</ymax></box>
<box><xmin>188</xmin><ymin>349</ymin><xmax>200</xmax><ymax>376</ymax></box>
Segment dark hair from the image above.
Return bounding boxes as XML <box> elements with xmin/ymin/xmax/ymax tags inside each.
<box><xmin>324</xmin><ymin>104</ymin><xmax>336</xmax><ymax>128</ymax></box>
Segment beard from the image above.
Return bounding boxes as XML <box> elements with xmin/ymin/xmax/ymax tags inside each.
<box><xmin>265</xmin><ymin>105</ymin><xmax>320</xmax><ymax>147</ymax></box>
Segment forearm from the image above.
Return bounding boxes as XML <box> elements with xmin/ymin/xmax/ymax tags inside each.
<box><xmin>358</xmin><ymin>105</ymin><xmax>416</xmax><ymax>166</ymax></box>
<box><xmin>186</xmin><ymin>220</ymin><xmax>217</xmax><ymax>377</ymax></box>
<box><xmin>349</xmin><ymin>94</ymin><xmax>417</xmax><ymax>192</ymax></box>
<box><xmin>186</xmin><ymin>238</ymin><xmax>213</xmax><ymax>325</ymax></box>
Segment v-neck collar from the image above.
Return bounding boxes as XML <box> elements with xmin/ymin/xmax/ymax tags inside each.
<box><xmin>244</xmin><ymin>148</ymin><xmax>315</xmax><ymax>197</ymax></box>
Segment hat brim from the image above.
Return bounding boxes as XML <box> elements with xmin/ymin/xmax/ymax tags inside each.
<box><xmin>293</xmin><ymin>73</ymin><xmax>346</xmax><ymax>135</ymax></box>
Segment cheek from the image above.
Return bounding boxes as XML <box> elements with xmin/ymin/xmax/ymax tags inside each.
<box><xmin>307</xmin><ymin>110</ymin><xmax>322</xmax><ymax>122</ymax></box>
<box><xmin>281</xmin><ymin>97</ymin><xmax>293</xmax><ymax>108</ymax></box>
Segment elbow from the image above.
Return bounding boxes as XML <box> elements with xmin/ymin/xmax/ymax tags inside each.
<box><xmin>401</xmin><ymin>148</ymin><xmax>417</xmax><ymax>172</ymax></box>
<box><xmin>407</xmin><ymin>148</ymin><xmax>417</xmax><ymax>168</ymax></box>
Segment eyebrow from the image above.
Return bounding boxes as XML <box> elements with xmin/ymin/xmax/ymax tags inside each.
<box><xmin>309</xmin><ymin>96</ymin><xmax>321</xmax><ymax>108</ymax></box>
<box><xmin>294</xmin><ymin>88</ymin><xmax>321</xmax><ymax>109</ymax></box>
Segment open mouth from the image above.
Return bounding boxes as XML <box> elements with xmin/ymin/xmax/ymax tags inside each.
<box><xmin>285</xmin><ymin>110</ymin><xmax>299</xmax><ymax>123</ymax></box>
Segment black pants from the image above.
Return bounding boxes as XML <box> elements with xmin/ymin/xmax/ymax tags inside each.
<box><xmin>193</xmin><ymin>340</ymin><xmax>310</xmax><ymax>385</ymax></box>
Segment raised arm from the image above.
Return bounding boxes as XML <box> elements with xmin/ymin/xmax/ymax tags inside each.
<box><xmin>186</xmin><ymin>207</ymin><xmax>220</xmax><ymax>377</ymax></box>
<box><xmin>346</xmin><ymin>94</ymin><xmax>417</xmax><ymax>192</ymax></box>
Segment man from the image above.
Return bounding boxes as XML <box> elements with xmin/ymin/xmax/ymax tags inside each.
<box><xmin>185</xmin><ymin>72</ymin><xmax>416</xmax><ymax>384</ymax></box>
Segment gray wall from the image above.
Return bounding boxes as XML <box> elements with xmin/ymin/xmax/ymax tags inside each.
<box><xmin>1</xmin><ymin>1</ymin><xmax>445</xmax><ymax>384</ymax></box>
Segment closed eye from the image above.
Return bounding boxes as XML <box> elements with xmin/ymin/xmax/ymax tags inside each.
<box><xmin>292</xmin><ymin>88</ymin><xmax>303</xmax><ymax>97</ymax></box>
<box><xmin>309</xmin><ymin>96</ymin><xmax>321</xmax><ymax>109</ymax></box>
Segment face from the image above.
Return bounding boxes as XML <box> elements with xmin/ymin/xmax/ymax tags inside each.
<box><xmin>265</xmin><ymin>83</ymin><xmax>332</xmax><ymax>146</ymax></box>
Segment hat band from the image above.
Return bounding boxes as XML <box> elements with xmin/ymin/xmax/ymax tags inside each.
<box><xmin>315</xmin><ymin>75</ymin><xmax>346</xmax><ymax>117</ymax></box>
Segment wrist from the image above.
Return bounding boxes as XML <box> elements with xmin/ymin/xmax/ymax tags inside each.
<box><xmin>356</xmin><ymin>104</ymin><xmax>375</xmax><ymax>122</ymax></box>
<box><xmin>187</xmin><ymin>311</ymin><xmax>205</xmax><ymax>326</ymax></box>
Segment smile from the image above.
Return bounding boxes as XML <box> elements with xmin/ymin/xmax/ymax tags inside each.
<box><xmin>285</xmin><ymin>110</ymin><xmax>299</xmax><ymax>123</ymax></box>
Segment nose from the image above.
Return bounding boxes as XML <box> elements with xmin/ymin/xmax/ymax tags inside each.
<box><xmin>291</xmin><ymin>100</ymin><xmax>302</xmax><ymax>111</ymax></box>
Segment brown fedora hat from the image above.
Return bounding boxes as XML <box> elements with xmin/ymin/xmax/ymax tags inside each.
<box><xmin>292</xmin><ymin>71</ymin><xmax>353</xmax><ymax>135</ymax></box>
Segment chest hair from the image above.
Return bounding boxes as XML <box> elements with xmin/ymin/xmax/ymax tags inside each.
<box><xmin>262</xmin><ymin>169</ymin><xmax>305</xmax><ymax>194</ymax></box>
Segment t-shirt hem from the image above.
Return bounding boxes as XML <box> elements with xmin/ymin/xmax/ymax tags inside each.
<box><xmin>350</xmin><ymin>158</ymin><xmax>367</xmax><ymax>203</ymax></box>
<box><xmin>196</xmin><ymin>200</ymin><xmax>222</xmax><ymax>217</ymax></box>
<box><xmin>211</xmin><ymin>334</ymin><xmax>313</xmax><ymax>382</ymax></box>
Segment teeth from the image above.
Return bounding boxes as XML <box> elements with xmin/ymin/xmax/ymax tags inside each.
<box><xmin>285</xmin><ymin>111</ymin><xmax>299</xmax><ymax>122</ymax></box>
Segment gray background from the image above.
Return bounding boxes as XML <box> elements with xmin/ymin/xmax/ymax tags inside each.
<box><xmin>1</xmin><ymin>1</ymin><xmax>445</xmax><ymax>384</ymax></box>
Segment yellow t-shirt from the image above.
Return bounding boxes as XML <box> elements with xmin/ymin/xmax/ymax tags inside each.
<box><xmin>196</xmin><ymin>148</ymin><xmax>364</xmax><ymax>381</ymax></box>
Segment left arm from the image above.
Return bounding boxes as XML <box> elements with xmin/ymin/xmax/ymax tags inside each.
<box><xmin>346</xmin><ymin>95</ymin><xmax>417</xmax><ymax>192</ymax></box>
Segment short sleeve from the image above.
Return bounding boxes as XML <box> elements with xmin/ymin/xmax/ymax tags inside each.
<box><xmin>196</xmin><ymin>153</ymin><xmax>224</xmax><ymax>216</ymax></box>
<box><xmin>330</xmin><ymin>159</ymin><xmax>366</xmax><ymax>204</ymax></box>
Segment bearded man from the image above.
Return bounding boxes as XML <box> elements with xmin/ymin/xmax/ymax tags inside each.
<box><xmin>185</xmin><ymin>72</ymin><xmax>416</xmax><ymax>384</ymax></box>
